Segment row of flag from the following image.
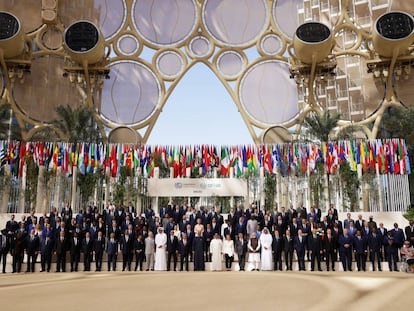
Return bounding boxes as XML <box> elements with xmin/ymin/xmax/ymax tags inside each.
<box><xmin>0</xmin><ymin>139</ymin><xmax>411</xmax><ymax>178</ymax></box>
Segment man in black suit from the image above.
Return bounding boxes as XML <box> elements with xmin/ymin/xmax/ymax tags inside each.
<box><xmin>120</xmin><ymin>229</ymin><xmax>133</xmax><ymax>271</ymax></box>
<box><xmin>235</xmin><ymin>232</ymin><xmax>248</xmax><ymax>271</ymax></box>
<box><xmin>0</xmin><ymin>229</ymin><xmax>10</xmax><ymax>273</ymax></box>
<box><xmin>82</xmin><ymin>231</ymin><xmax>94</xmax><ymax>271</ymax></box>
<box><xmin>203</xmin><ymin>224</ymin><xmax>213</xmax><ymax>262</ymax></box>
<box><xmin>134</xmin><ymin>234</ymin><xmax>145</xmax><ymax>271</ymax></box>
<box><xmin>55</xmin><ymin>231</ymin><xmax>68</xmax><ymax>272</ymax></box>
<box><xmin>368</xmin><ymin>227</ymin><xmax>383</xmax><ymax>271</ymax></box>
<box><xmin>295</xmin><ymin>229</ymin><xmax>306</xmax><ymax>271</ymax></box>
<box><xmin>323</xmin><ymin>228</ymin><xmax>338</xmax><ymax>271</ymax></box>
<box><xmin>179</xmin><ymin>232</ymin><xmax>191</xmax><ymax>271</ymax></box>
<box><xmin>272</xmin><ymin>230</ymin><xmax>283</xmax><ymax>271</ymax></box>
<box><xmin>405</xmin><ymin>220</ymin><xmax>414</xmax><ymax>247</ymax></box>
<box><xmin>353</xmin><ymin>230</ymin><xmax>368</xmax><ymax>271</ymax></box>
<box><xmin>93</xmin><ymin>231</ymin><xmax>105</xmax><ymax>272</ymax></box>
<box><xmin>339</xmin><ymin>228</ymin><xmax>354</xmax><ymax>271</ymax></box>
<box><xmin>106</xmin><ymin>232</ymin><xmax>119</xmax><ymax>271</ymax></box>
<box><xmin>308</xmin><ymin>228</ymin><xmax>323</xmax><ymax>271</ymax></box>
<box><xmin>25</xmin><ymin>229</ymin><xmax>40</xmax><ymax>272</ymax></box>
<box><xmin>69</xmin><ymin>232</ymin><xmax>81</xmax><ymax>272</ymax></box>
<box><xmin>40</xmin><ymin>233</ymin><xmax>54</xmax><ymax>272</ymax></box>
<box><xmin>283</xmin><ymin>229</ymin><xmax>294</xmax><ymax>271</ymax></box>
<box><xmin>167</xmin><ymin>229</ymin><xmax>178</xmax><ymax>271</ymax></box>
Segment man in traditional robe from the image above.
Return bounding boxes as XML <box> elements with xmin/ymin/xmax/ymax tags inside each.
<box><xmin>259</xmin><ymin>228</ymin><xmax>273</xmax><ymax>271</ymax></box>
<box><xmin>209</xmin><ymin>233</ymin><xmax>223</xmax><ymax>271</ymax></box>
<box><xmin>248</xmin><ymin>232</ymin><xmax>261</xmax><ymax>271</ymax></box>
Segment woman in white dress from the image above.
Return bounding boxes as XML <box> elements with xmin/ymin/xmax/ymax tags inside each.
<box><xmin>209</xmin><ymin>233</ymin><xmax>223</xmax><ymax>271</ymax></box>
<box><xmin>154</xmin><ymin>227</ymin><xmax>167</xmax><ymax>271</ymax></box>
<box><xmin>259</xmin><ymin>227</ymin><xmax>273</xmax><ymax>271</ymax></box>
<box><xmin>222</xmin><ymin>234</ymin><xmax>235</xmax><ymax>271</ymax></box>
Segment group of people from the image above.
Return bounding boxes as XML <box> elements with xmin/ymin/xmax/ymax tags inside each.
<box><xmin>0</xmin><ymin>201</ymin><xmax>413</xmax><ymax>274</ymax></box>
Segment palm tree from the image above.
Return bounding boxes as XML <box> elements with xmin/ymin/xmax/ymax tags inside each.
<box><xmin>52</xmin><ymin>105</ymin><xmax>102</xmax><ymax>143</ymax></box>
<box><xmin>302</xmin><ymin>110</ymin><xmax>341</xmax><ymax>142</ymax></box>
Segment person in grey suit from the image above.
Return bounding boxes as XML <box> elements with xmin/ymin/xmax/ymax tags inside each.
<box><xmin>145</xmin><ymin>231</ymin><xmax>155</xmax><ymax>271</ymax></box>
<box><xmin>235</xmin><ymin>232</ymin><xmax>248</xmax><ymax>271</ymax></box>
<box><xmin>106</xmin><ymin>232</ymin><xmax>119</xmax><ymax>271</ymax></box>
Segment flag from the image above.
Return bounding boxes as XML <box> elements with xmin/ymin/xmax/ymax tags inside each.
<box><xmin>220</xmin><ymin>146</ymin><xmax>230</xmax><ymax>176</ymax></box>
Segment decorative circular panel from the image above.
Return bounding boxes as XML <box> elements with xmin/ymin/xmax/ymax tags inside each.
<box><xmin>101</xmin><ymin>61</ymin><xmax>160</xmax><ymax>125</ymax></box>
<box><xmin>133</xmin><ymin>0</ymin><xmax>197</xmax><ymax>46</ymax></box>
<box><xmin>216</xmin><ymin>51</ymin><xmax>245</xmax><ymax>79</ymax></box>
<box><xmin>188</xmin><ymin>36</ymin><xmax>213</xmax><ymax>58</ymax></box>
<box><xmin>239</xmin><ymin>60</ymin><xmax>299</xmax><ymax>125</ymax></box>
<box><xmin>203</xmin><ymin>0</ymin><xmax>268</xmax><ymax>46</ymax></box>
<box><xmin>0</xmin><ymin>0</ymin><xmax>42</xmax><ymax>33</ymax></box>
<box><xmin>117</xmin><ymin>34</ymin><xmax>139</xmax><ymax>56</ymax></box>
<box><xmin>273</xmin><ymin>0</ymin><xmax>304</xmax><ymax>39</ymax></box>
<box><xmin>41</xmin><ymin>28</ymin><xmax>63</xmax><ymax>50</ymax></box>
<box><xmin>156</xmin><ymin>50</ymin><xmax>184</xmax><ymax>79</ymax></box>
<box><xmin>59</xmin><ymin>0</ymin><xmax>125</xmax><ymax>39</ymax></box>
<box><xmin>13</xmin><ymin>56</ymin><xmax>84</xmax><ymax>122</ymax></box>
<box><xmin>260</xmin><ymin>34</ymin><xmax>282</xmax><ymax>55</ymax></box>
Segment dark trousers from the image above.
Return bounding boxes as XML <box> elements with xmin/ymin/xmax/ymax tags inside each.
<box><xmin>180</xmin><ymin>253</ymin><xmax>189</xmax><ymax>271</ymax></box>
<box><xmin>355</xmin><ymin>252</ymin><xmax>367</xmax><ymax>271</ymax></box>
<box><xmin>285</xmin><ymin>250</ymin><xmax>293</xmax><ymax>270</ymax></box>
<box><xmin>167</xmin><ymin>252</ymin><xmax>177</xmax><ymax>271</ymax></box>
<box><xmin>13</xmin><ymin>253</ymin><xmax>23</xmax><ymax>273</ymax></box>
<box><xmin>387</xmin><ymin>250</ymin><xmax>398</xmax><ymax>271</ymax></box>
<box><xmin>135</xmin><ymin>252</ymin><xmax>144</xmax><ymax>271</ymax></box>
<box><xmin>340</xmin><ymin>249</ymin><xmax>352</xmax><ymax>271</ymax></box>
<box><xmin>107</xmin><ymin>254</ymin><xmax>117</xmax><ymax>271</ymax></box>
<box><xmin>1</xmin><ymin>252</ymin><xmax>7</xmax><ymax>273</ymax></box>
<box><xmin>273</xmin><ymin>251</ymin><xmax>282</xmax><ymax>271</ymax></box>
<box><xmin>84</xmin><ymin>252</ymin><xmax>92</xmax><ymax>271</ymax></box>
<box><xmin>122</xmin><ymin>253</ymin><xmax>132</xmax><ymax>271</ymax></box>
<box><xmin>310</xmin><ymin>251</ymin><xmax>322</xmax><ymax>271</ymax></box>
<box><xmin>225</xmin><ymin>254</ymin><xmax>233</xmax><ymax>269</ymax></box>
<box><xmin>95</xmin><ymin>252</ymin><xmax>103</xmax><ymax>271</ymax></box>
<box><xmin>56</xmin><ymin>252</ymin><xmax>66</xmax><ymax>272</ymax></box>
<box><xmin>205</xmin><ymin>242</ymin><xmax>211</xmax><ymax>262</ymax></box>
<box><xmin>297</xmin><ymin>251</ymin><xmax>306</xmax><ymax>271</ymax></box>
<box><xmin>370</xmin><ymin>250</ymin><xmax>382</xmax><ymax>271</ymax></box>
<box><xmin>41</xmin><ymin>252</ymin><xmax>52</xmax><ymax>272</ymax></box>
<box><xmin>70</xmin><ymin>252</ymin><xmax>80</xmax><ymax>271</ymax></box>
<box><xmin>325</xmin><ymin>250</ymin><xmax>336</xmax><ymax>270</ymax></box>
<box><xmin>238</xmin><ymin>253</ymin><xmax>246</xmax><ymax>271</ymax></box>
<box><xmin>26</xmin><ymin>253</ymin><xmax>37</xmax><ymax>272</ymax></box>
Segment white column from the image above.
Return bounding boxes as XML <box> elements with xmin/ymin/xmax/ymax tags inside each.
<box><xmin>35</xmin><ymin>166</ymin><xmax>45</xmax><ymax>213</ymax></box>
<box><xmin>357</xmin><ymin>164</ymin><xmax>363</xmax><ymax>211</ymax></box>
<box><xmin>54</xmin><ymin>167</ymin><xmax>61</xmax><ymax>210</ymax></box>
<box><xmin>259</xmin><ymin>167</ymin><xmax>265</xmax><ymax>208</ymax></box>
<box><xmin>71</xmin><ymin>166</ymin><xmax>77</xmax><ymax>212</ymax></box>
<box><xmin>292</xmin><ymin>174</ymin><xmax>297</xmax><ymax>210</ymax></box>
<box><xmin>276</xmin><ymin>168</ymin><xmax>282</xmax><ymax>210</ymax></box>
<box><xmin>19</xmin><ymin>165</ymin><xmax>26</xmax><ymax>213</ymax></box>
<box><xmin>1</xmin><ymin>165</ymin><xmax>11</xmax><ymax>213</ymax></box>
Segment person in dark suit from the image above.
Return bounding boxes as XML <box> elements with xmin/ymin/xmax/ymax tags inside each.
<box><xmin>106</xmin><ymin>232</ymin><xmax>119</xmax><ymax>271</ymax></box>
<box><xmin>368</xmin><ymin>227</ymin><xmax>383</xmax><ymax>271</ymax></box>
<box><xmin>339</xmin><ymin>228</ymin><xmax>354</xmax><ymax>271</ymax></box>
<box><xmin>167</xmin><ymin>230</ymin><xmax>179</xmax><ymax>271</ymax></box>
<box><xmin>40</xmin><ymin>233</ymin><xmax>54</xmax><ymax>272</ymax></box>
<box><xmin>69</xmin><ymin>232</ymin><xmax>81</xmax><ymax>272</ymax></box>
<box><xmin>179</xmin><ymin>232</ymin><xmax>191</xmax><ymax>271</ymax></box>
<box><xmin>93</xmin><ymin>231</ymin><xmax>105</xmax><ymax>272</ymax></box>
<box><xmin>405</xmin><ymin>220</ymin><xmax>414</xmax><ymax>247</ymax></box>
<box><xmin>295</xmin><ymin>229</ymin><xmax>306</xmax><ymax>271</ymax></box>
<box><xmin>384</xmin><ymin>231</ymin><xmax>398</xmax><ymax>271</ymax></box>
<box><xmin>323</xmin><ymin>228</ymin><xmax>338</xmax><ymax>271</ymax></box>
<box><xmin>54</xmin><ymin>231</ymin><xmax>68</xmax><ymax>272</ymax></box>
<box><xmin>120</xmin><ymin>229</ymin><xmax>133</xmax><ymax>271</ymax></box>
<box><xmin>353</xmin><ymin>230</ymin><xmax>368</xmax><ymax>271</ymax></box>
<box><xmin>82</xmin><ymin>232</ymin><xmax>94</xmax><ymax>272</ymax></box>
<box><xmin>272</xmin><ymin>230</ymin><xmax>283</xmax><ymax>271</ymax></box>
<box><xmin>25</xmin><ymin>229</ymin><xmax>39</xmax><ymax>272</ymax></box>
<box><xmin>203</xmin><ymin>224</ymin><xmax>213</xmax><ymax>262</ymax></box>
<box><xmin>134</xmin><ymin>234</ymin><xmax>145</xmax><ymax>271</ymax></box>
<box><xmin>235</xmin><ymin>232</ymin><xmax>248</xmax><ymax>271</ymax></box>
<box><xmin>391</xmin><ymin>223</ymin><xmax>405</xmax><ymax>250</ymax></box>
<box><xmin>0</xmin><ymin>229</ymin><xmax>10</xmax><ymax>273</ymax></box>
<box><xmin>308</xmin><ymin>228</ymin><xmax>323</xmax><ymax>271</ymax></box>
<box><xmin>283</xmin><ymin>230</ymin><xmax>294</xmax><ymax>271</ymax></box>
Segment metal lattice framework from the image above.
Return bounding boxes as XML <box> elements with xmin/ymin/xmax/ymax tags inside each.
<box><xmin>0</xmin><ymin>0</ymin><xmax>413</xmax><ymax>144</ymax></box>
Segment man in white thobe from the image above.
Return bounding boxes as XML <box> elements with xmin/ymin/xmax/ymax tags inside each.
<box><xmin>154</xmin><ymin>227</ymin><xmax>167</xmax><ymax>271</ymax></box>
<box><xmin>259</xmin><ymin>228</ymin><xmax>273</xmax><ymax>271</ymax></box>
<box><xmin>209</xmin><ymin>233</ymin><xmax>223</xmax><ymax>271</ymax></box>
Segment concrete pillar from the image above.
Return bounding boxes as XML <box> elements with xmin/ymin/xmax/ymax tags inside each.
<box><xmin>259</xmin><ymin>167</ymin><xmax>265</xmax><ymax>208</ymax></box>
<box><xmin>376</xmin><ymin>163</ymin><xmax>384</xmax><ymax>212</ymax></box>
<box><xmin>18</xmin><ymin>165</ymin><xmax>26</xmax><ymax>213</ymax></box>
<box><xmin>35</xmin><ymin>166</ymin><xmax>46</xmax><ymax>213</ymax></box>
<box><xmin>276</xmin><ymin>168</ymin><xmax>282</xmax><ymax>211</ymax></box>
<box><xmin>1</xmin><ymin>165</ymin><xmax>11</xmax><ymax>213</ymax></box>
<box><xmin>53</xmin><ymin>167</ymin><xmax>61</xmax><ymax>210</ymax></box>
<box><xmin>71</xmin><ymin>167</ymin><xmax>77</xmax><ymax>212</ymax></box>
<box><xmin>357</xmin><ymin>164</ymin><xmax>363</xmax><ymax>211</ymax></box>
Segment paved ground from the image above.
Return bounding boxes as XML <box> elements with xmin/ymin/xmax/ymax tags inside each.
<box><xmin>0</xmin><ymin>271</ymin><xmax>412</xmax><ymax>310</ymax></box>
